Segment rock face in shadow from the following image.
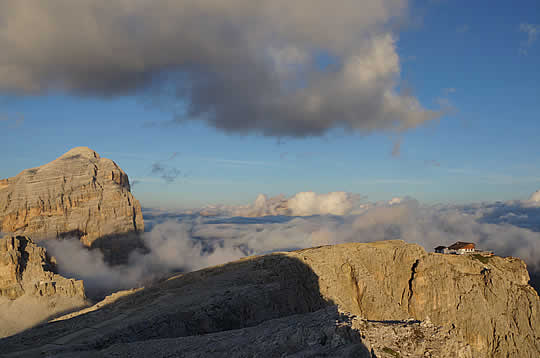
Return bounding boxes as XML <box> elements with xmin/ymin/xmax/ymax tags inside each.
<box><xmin>56</xmin><ymin>308</ymin><xmax>472</xmax><ymax>358</ymax></box>
<box><xmin>0</xmin><ymin>147</ymin><xmax>144</xmax><ymax>247</ymax></box>
<box><xmin>0</xmin><ymin>236</ymin><xmax>87</xmax><ymax>338</ymax></box>
<box><xmin>0</xmin><ymin>241</ymin><xmax>538</xmax><ymax>357</ymax></box>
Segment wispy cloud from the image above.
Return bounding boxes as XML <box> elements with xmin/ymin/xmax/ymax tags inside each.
<box><xmin>520</xmin><ymin>23</ymin><xmax>540</xmax><ymax>54</ymax></box>
<box><xmin>151</xmin><ymin>162</ymin><xmax>183</xmax><ymax>183</ymax></box>
<box><xmin>141</xmin><ymin>152</ymin><xmax>280</xmax><ymax>185</ymax></box>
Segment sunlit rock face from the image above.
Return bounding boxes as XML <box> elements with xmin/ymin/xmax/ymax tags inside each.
<box><xmin>0</xmin><ymin>235</ymin><xmax>87</xmax><ymax>337</ymax></box>
<box><xmin>298</xmin><ymin>241</ymin><xmax>540</xmax><ymax>357</ymax></box>
<box><xmin>529</xmin><ymin>190</ymin><xmax>540</xmax><ymax>204</ymax></box>
<box><xmin>1</xmin><ymin>241</ymin><xmax>538</xmax><ymax>357</ymax></box>
<box><xmin>0</xmin><ymin>147</ymin><xmax>144</xmax><ymax>247</ymax></box>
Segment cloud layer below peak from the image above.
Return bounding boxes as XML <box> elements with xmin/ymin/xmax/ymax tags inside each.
<box><xmin>43</xmin><ymin>189</ymin><xmax>540</xmax><ymax>298</ymax></box>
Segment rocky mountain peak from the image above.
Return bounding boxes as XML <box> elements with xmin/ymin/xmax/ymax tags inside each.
<box><xmin>0</xmin><ymin>147</ymin><xmax>144</xmax><ymax>251</ymax></box>
<box><xmin>59</xmin><ymin>146</ymin><xmax>100</xmax><ymax>160</ymax></box>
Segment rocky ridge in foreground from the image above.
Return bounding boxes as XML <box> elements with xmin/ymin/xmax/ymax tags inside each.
<box><xmin>1</xmin><ymin>240</ymin><xmax>538</xmax><ymax>357</ymax></box>
<box><xmin>0</xmin><ymin>147</ymin><xmax>144</xmax><ymax>253</ymax></box>
<box><xmin>0</xmin><ymin>236</ymin><xmax>87</xmax><ymax>338</ymax></box>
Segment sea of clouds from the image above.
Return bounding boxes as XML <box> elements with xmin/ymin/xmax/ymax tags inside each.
<box><xmin>44</xmin><ymin>190</ymin><xmax>540</xmax><ymax>298</ymax></box>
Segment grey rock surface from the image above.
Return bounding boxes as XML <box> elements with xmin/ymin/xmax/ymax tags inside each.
<box><xmin>0</xmin><ymin>236</ymin><xmax>87</xmax><ymax>338</ymax></box>
<box><xmin>0</xmin><ymin>241</ymin><xmax>538</xmax><ymax>357</ymax></box>
<box><xmin>46</xmin><ymin>308</ymin><xmax>472</xmax><ymax>358</ymax></box>
<box><xmin>0</xmin><ymin>147</ymin><xmax>144</xmax><ymax>249</ymax></box>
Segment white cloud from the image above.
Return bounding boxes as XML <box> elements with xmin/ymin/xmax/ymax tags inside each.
<box><xmin>388</xmin><ymin>197</ymin><xmax>404</xmax><ymax>205</ymax></box>
<box><xmin>287</xmin><ymin>192</ymin><xmax>357</xmax><ymax>216</ymax></box>
<box><xmin>520</xmin><ymin>23</ymin><xmax>540</xmax><ymax>54</ymax></box>
<box><xmin>0</xmin><ymin>0</ymin><xmax>440</xmax><ymax>137</ymax></box>
<box><xmin>203</xmin><ymin>192</ymin><xmax>367</xmax><ymax>217</ymax></box>
<box><xmin>44</xmin><ymin>190</ymin><xmax>540</xmax><ymax>298</ymax></box>
<box><xmin>153</xmin><ymin>195</ymin><xmax>540</xmax><ymax>276</ymax></box>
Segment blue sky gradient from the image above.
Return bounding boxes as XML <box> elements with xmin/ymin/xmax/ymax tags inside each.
<box><xmin>1</xmin><ymin>0</ymin><xmax>539</xmax><ymax>209</ymax></box>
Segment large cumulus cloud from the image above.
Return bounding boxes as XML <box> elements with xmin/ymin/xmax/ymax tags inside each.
<box><xmin>0</xmin><ymin>0</ymin><xmax>439</xmax><ymax>136</ymax></box>
<box><xmin>209</xmin><ymin>191</ymin><xmax>367</xmax><ymax>217</ymax></box>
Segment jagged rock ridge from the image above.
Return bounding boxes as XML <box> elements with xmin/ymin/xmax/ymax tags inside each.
<box><xmin>0</xmin><ymin>236</ymin><xmax>87</xmax><ymax>338</ymax></box>
<box><xmin>0</xmin><ymin>240</ymin><xmax>538</xmax><ymax>357</ymax></box>
<box><xmin>0</xmin><ymin>147</ymin><xmax>144</xmax><ymax>248</ymax></box>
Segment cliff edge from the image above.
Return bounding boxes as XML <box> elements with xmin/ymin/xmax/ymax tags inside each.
<box><xmin>0</xmin><ymin>241</ymin><xmax>538</xmax><ymax>357</ymax></box>
<box><xmin>0</xmin><ymin>236</ymin><xmax>87</xmax><ymax>338</ymax></box>
<box><xmin>0</xmin><ymin>147</ymin><xmax>144</xmax><ymax>261</ymax></box>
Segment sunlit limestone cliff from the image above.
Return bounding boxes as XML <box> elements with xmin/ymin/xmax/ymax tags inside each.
<box><xmin>0</xmin><ymin>147</ymin><xmax>144</xmax><ymax>261</ymax></box>
<box><xmin>0</xmin><ymin>236</ymin><xmax>87</xmax><ymax>338</ymax></box>
<box><xmin>1</xmin><ymin>241</ymin><xmax>538</xmax><ymax>357</ymax></box>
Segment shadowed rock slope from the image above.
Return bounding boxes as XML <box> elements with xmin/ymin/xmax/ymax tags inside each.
<box><xmin>0</xmin><ymin>147</ymin><xmax>144</xmax><ymax>248</ymax></box>
<box><xmin>1</xmin><ymin>241</ymin><xmax>538</xmax><ymax>357</ymax></box>
<box><xmin>0</xmin><ymin>236</ymin><xmax>87</xmax><ymax>338</ymax></box>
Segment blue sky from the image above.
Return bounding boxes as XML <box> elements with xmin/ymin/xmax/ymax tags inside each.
<box><xmin>1</xmin><ymin>0</ymin><xmax>539</xmax><ymax>209</ymax></box>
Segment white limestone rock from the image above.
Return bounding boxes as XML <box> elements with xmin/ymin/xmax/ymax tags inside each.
<box><xmin>0</xmin><ymin>147</ymin><xmax>144</xmax><ymax>247</ymax></box>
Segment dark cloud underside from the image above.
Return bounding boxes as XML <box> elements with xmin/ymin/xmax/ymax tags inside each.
<box><xmin>0</xmin><ymin>0</ymin><xmax>439</xmax><ymax>136</ymax></box>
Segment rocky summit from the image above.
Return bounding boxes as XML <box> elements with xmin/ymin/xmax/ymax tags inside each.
<box><xmin>0</xmin><ymin>236</ymin><xmax>87</xmax><ymax>338</ymax></box>
<box><xmin>0</xmin><ymin>240</ymin><xmax>538</xmax><ymax>357</ymax></box>
<box><xmin>0</xmin><ymin>147</ymin><xmax>144</xmax><ymax>260</ymax></box>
